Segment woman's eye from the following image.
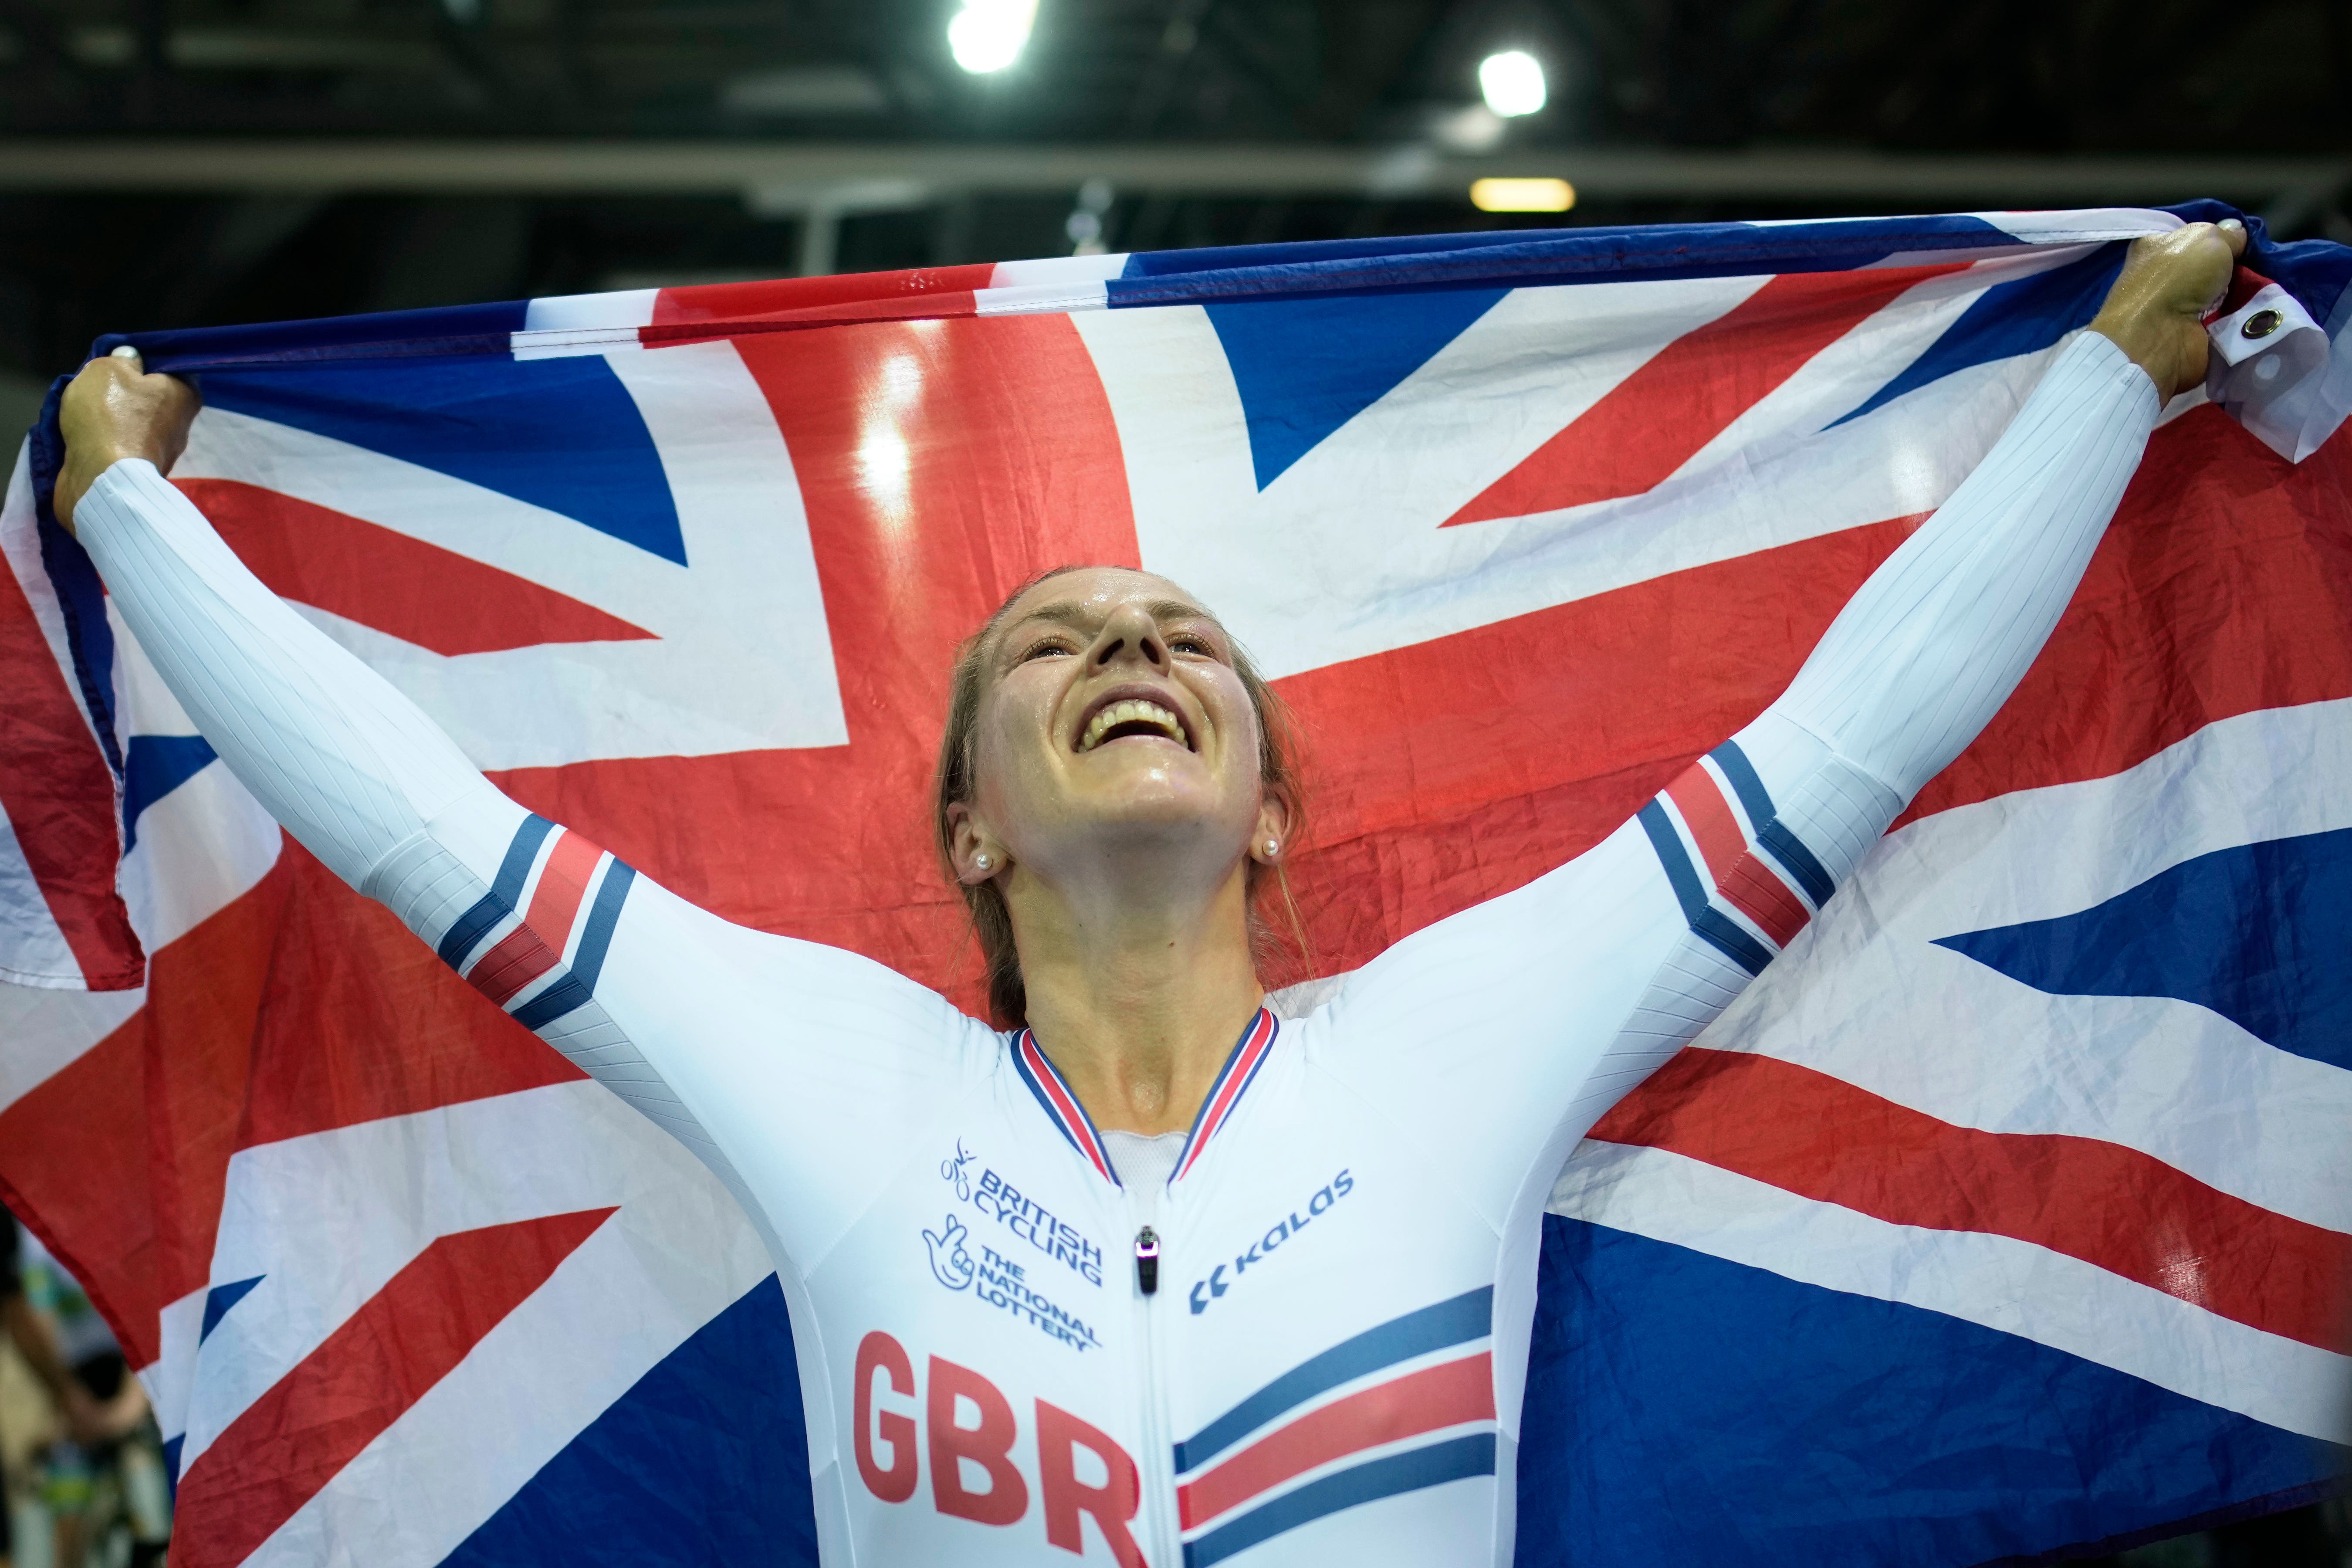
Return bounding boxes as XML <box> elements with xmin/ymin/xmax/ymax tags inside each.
<box><xmin>1021</xmin><ymin>640</ymin><xmax>1071</xmax><ymax>661</ymax></box>
<box><xmin>1171</xmin><ymin>635</ymin><xmax>1210</xmax><ymax>656</ymax></box>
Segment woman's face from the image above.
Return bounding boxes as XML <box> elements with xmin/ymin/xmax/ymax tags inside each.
<box><xmin>960</xmin><ymin>567</ymin><xmax>1272</xmax><ymax>882</ymax></box>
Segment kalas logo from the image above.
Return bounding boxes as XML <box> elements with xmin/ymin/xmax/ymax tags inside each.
<box><xmin>1190</xmin><ymin>1168</ymin><xmax>1354</xmax><ymax>1315</ymax></box>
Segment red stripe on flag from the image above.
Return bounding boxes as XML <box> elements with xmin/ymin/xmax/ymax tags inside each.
<box><xmin>0</xmin><ymin>539</ymin><xmax>143</xmax><ymax>988</ymax></box>
<box><xmin>1445</xmin><ymin>265</ymin><xmax>1966</xmax><ymax>527</ymax></box>
<box><xmin>1176</xmin><ymin>1352</ymin><xmax>1495</xmax><ymax>1530</ymax></box>
<box><xmin>1272</xmin><ymin>517</ymin><xmax>1923</xmax><ymax>979</ymax></box>
<box><xmin>176</xmin><ymin>479</ymin><xmax>655</xmax><ymax>657</ymax></box>
<box><xmin>650</xmin><ymin>265</ymin><xmax>996</xmax><ymax>326</ymax></box>
<box><xmin>170</xmin><ymin>1206</ymin><xmax>615</xmax><ymax>1568</ymax></box>
<box><xmin>523</xmin><ymin>829</ymin><xmax>602</xmax><ymax>958</ymax></box>
<box><xmin>1590</xmin><ymin>1047</ymin><xmax>2352</xmax><ymax>1353</ymax></box>
<box><xmin>1662</xmin><ymin>765</ymin><xmax>1810</xmax><ymax>947</ymax></box>
<box><xmin>640</xmin><ymin>291</ymin><xmax>985</xmax><ymax>351</ymax></box>
<box><xmin>1907</xmin><ymin>403</ymin><xmax>2352</xmax><ymax>822</ymax></box>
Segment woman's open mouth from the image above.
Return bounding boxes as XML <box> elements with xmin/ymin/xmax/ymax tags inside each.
<box><xmin>1077</xmin><ymin>698</ymin><xmax>1191</xmax><ymax>752</ymax></box>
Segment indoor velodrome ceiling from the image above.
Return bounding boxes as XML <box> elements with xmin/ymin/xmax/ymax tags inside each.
<box><xmin>0</xmin><ymin>0</ymin><xmax>2344</xmax><ymax>386</ymax></box>
<box><xmin>0</xmin><ymin>0</ymin><xmax>2336</xmax><ymax>152</ymax></box>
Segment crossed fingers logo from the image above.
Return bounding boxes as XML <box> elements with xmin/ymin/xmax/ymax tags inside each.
<box><xmin>924</xmin><ymin>1213</ymin><xmax>975</xmax><ymax>1291</ymax></box>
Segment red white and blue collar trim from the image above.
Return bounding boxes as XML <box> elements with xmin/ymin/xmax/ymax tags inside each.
<box><xmin>1013</xmin><ymin>1029</ymin><xmax>1122</xmax><ymax>1187</ymax></box>
<box><xmin>1013</xmin><ymin>1006</ymin><xmax>1280</xmax><ymax>1188</ymax></box>
<box><xmin>1173</xmin><ymin>1007</ymin><xmax>1279</xmax><ymax>1185</ymax></box>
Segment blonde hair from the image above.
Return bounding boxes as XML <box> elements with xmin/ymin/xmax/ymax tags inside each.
<box><xmin>932</xmin><ymin>566</ymin><xmax>1310</xmax><ymax>1028</ymax></box>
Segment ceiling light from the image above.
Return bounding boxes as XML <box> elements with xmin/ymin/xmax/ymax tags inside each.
<box><xmin>1470</xmin><ymin>177</ymin><xmax>1575</xmax><ymax>213</ymax></box>
<box><xmin>948</xmin><ymin>0</ymin><xmax>1036</xmax><ymax>74</ymax></box>
<box><xmin>1478</xmin><ymin>50</ymin><xmax>1546</xmax><ymax>117</ymax></box>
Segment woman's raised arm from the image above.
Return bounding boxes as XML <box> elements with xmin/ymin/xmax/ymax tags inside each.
<box><xmin>63</xmin><ymin>366</ymin><xmax>517</xmax><ymax>898</ymax></box>
<box><xmin>58</xmin><ymin>358</ymin><xmax>985</xmax><ymax>1268</ymax></box>
<box><xmin>1309</xmin><ymin>220</ymin><xmax>2247</xmax><ymax>1200</ymax></box>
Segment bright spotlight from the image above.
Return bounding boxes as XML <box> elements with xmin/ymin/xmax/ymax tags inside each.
<box><xmin>1478</xmin><ymin>50</ymin><xmax>1546</xmax><ymax>117</ymax></box>
<box><xmin>1470</xmin><ymin>177</ymin><xmax>1575</xmax><ymax>213</ymax></box>
<box><xmin>949</xmin><ymin>0</ymin><xmax>1037</xmax><ymax>74</ymax></box>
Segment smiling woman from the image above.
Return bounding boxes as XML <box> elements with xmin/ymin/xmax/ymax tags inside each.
<box><xmin>47</xmin><ymin>222</ymin><xmax>2243</xmax><ymax>1567</ymax></box>
<box><xmin>933</xmin><ymin>566</ymin><xmax>1310</xmax><ymax>1050</ymax></box>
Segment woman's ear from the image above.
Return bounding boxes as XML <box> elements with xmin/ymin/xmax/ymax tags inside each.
<box><xmin>1251</xmin><ymin>791</ymin><xmax>1295</xmax><ymax>864</ymax></box>
<box><xmin>947</xmin><ymin>801</ymin><xmax>1007</xmax><ymax>884</ymax></box>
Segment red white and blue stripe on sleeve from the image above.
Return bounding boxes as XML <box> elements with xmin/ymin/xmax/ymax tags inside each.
<box><xmin>1637</xmin><ymin>739</ymin><xmax>1837</xmax><ymax>977</ymax></box>
<box><xmin>437</xmin><ymin>813</ymin><xmax>636</xmax><ymax>1031</ymax></box>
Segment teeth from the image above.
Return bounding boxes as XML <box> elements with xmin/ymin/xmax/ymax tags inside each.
<box><xmin>1079</xmin><ymin>698</ymin><xmax>1185</xmax><ymax>752</ymax></box>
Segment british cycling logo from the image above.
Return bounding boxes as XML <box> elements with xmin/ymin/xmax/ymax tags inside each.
<box><xmin>939</xmin><ymin>1139</ymin><xmax>1104</xmax><ymax>1287</ymax></box>
<box><xmin>1189</xmin><ymin>1168</ymin><xmax>1354</xmax><ymax>1315</ymax></box>
<box><xmin>930</xmin><ymin>1141</ymin><xmax>1106</xmax><ymax>1352</ymax></box>
<box><xmin>941</xmin><ymin>1140</ymin><xmax>975</xmax><ymax>1202</ymax></box>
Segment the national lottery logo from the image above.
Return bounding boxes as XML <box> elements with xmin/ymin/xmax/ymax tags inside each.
<box><xmin>917</xmin><ymin>1213</ymin><xmax>1104</xmax><ymax>1354</ymax></box>
<box><xmin>924</xmin><ymin>1214</ymin><xmax>977</xmax><ymax>1290</ymax></box>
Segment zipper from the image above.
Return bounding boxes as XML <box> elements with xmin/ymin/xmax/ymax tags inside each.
<box><xmin>1134</xmin><ymin>1226</ymin><xmax>1161</xmax><ymax>1294</ymax></box>
<box><xmin>1130</xmin><ymin>1194</ymin><xmax>1183</xmax><ymax>1568</ymax></box>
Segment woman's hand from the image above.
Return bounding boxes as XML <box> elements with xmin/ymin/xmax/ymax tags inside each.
<box><xmin>2088</xmin><ymin>218</ymin><xmax>2249</xmax><ymax>403</ymax></box>
<box><xmin>55</xmin><ymin>349</ymin><xmax>200</xmax><ymax>535</ymax></box>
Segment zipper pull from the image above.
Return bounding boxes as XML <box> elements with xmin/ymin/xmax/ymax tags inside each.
<box><xmin>1134</xmin><ymin>1226</ymin><xmax>1160</xmax><ymax>1296</ymax></box>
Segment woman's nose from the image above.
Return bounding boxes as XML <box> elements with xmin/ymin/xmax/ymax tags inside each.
<box><xmin>1090</xmin><ymin>603</ymin><xmax>1168</xmax><ymax>669</ymax></box>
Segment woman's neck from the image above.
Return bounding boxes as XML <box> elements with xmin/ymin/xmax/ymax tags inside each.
<box><xmin>1007</xmin><ymin>859</ymin><xmax>1266</xmax><ymax>1136</ymax></box>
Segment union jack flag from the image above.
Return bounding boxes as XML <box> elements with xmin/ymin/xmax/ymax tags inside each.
<box><xmin>0</xmin><ymin>202</ymin><xmax>2345</xmax><ymax>1566</ymax></box>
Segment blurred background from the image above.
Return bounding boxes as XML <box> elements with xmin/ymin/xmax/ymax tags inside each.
<box><xmin>2</xmin><ymin>0</ymin><xmax>2352</xmax><ymax>406</ymax></box>
<box><xmin>0</xmin><ymin>2</ymin><xmax>2349</xmax><ymax>1562</ymax></box>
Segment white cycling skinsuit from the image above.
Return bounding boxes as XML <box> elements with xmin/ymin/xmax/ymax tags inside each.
<box><xmin>77</xmin><ymin>331</ymin><xmax>2158</xmax><ymax>1567</ymax></box>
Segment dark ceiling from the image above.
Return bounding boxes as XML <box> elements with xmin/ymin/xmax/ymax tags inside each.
<box><xmin>0</xmin><ymin>0</ymin><xmax>2344</xmax><ymax>381</ymax></box>
<box><xmin>1</xmin><ymin>0</ymin><xmax>2344</xmax><ymax>151</ymax></box>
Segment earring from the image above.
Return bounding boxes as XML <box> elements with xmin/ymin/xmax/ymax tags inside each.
<box><xmin>1264</xmin><ymin>839</ymin><xmax>1279</xmax><ymax>857</ymax></box>
<box><xmin>975</xmin><ymin>852</ymin><xmax>993</xmax><ymax>872</ymax></box>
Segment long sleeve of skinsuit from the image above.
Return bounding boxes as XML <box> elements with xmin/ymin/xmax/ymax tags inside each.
<box><xmin>73</xmin><ymin>445</ymin><xmax>998</xmax><ymax>1272</ymax></box>
<box><xmin>1311</xmin><ymin>328</ymin><xmax>2161</xmax><ymax>1228</ymax></box>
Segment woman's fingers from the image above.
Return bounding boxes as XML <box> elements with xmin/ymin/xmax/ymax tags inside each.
<box><xmin>55</xmin><ymin>353</ymin><xmax>200</xmax><ymax>534</ymax></box>
<box><xmin>2090</xmin><ymin>218</ymin><xmax>2257</xmax><ymax>402</ymax></box>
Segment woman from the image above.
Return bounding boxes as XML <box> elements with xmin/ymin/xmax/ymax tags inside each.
<box><xmin>55</xmin><ymin>220</ymin><xmax>2241</xmax><ymax>1567</ymax></box>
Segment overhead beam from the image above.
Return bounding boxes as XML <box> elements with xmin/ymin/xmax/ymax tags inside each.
<box><xmin>0</xmin><ymin>139</ymin><xmax>2340</xmax><ymax>207</ymax></box>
